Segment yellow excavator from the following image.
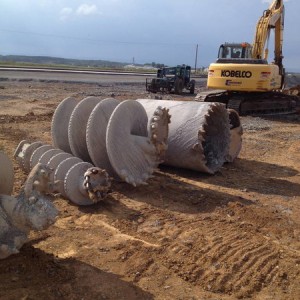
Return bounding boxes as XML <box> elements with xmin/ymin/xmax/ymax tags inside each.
<box><xmin>198</xmin><ymin>0</ymin><xmax>297</xmax><ymax>115</ymax></box>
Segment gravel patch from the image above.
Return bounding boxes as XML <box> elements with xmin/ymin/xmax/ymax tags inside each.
<box><xmin>241</xmin><ymin>117</ymin><xmax>272</xmax><ymax>131</ymax></box>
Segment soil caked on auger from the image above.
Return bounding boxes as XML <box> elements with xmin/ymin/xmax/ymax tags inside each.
<box><xmin>0</xmin><ymin>151</ymin><xmax>58</xmax><ymax>259</ymax></box>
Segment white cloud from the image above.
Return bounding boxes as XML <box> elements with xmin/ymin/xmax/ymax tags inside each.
<box><xmin>59</xmin><ymin>4</ymin><xmax>100</xmax><ymax>21</ymax></box>
<box><xmin>60</xmin><ymin>7</ymin><xmax>73</xmax><ymax>21</ymax></box>
<box><xmin>76</xmin><ymin>4</ymin><xmax>100</xmax><ymax>16</ymax></box>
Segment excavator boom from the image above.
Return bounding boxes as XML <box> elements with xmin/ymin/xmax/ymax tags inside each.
<box><xmin>252</xmin><ymin>0</ymin><xmax>284</xmax><ymax>74</ymax></box>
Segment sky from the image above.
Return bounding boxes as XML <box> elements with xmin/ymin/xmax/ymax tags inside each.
<box><xmin>0</xmin><ymin>0</ymin><xmax>299</xmax><ymax>71</ymax></box>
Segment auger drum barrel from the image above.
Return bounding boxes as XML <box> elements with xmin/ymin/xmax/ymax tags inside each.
<box><xmin>137</xmin><ymin>100</ymin><xmax>231</xmax><ymax>174</ymax></box>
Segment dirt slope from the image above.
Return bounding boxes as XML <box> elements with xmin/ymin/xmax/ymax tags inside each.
<box><xmin>0</xmin><ymin>80</ymin><xmax>299</xmax><ymax>300</ymax></box>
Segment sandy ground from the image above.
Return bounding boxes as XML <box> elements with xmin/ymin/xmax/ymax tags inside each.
<box><xmin>0</xmin><ymin>79</ymin><xmax>300</xmax><ymax>300</ymax></box>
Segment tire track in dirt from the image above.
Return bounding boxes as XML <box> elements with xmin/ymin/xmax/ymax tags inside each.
<box><xmin>103</xmin><ymin>194</ymin><xmax>298</xmax><ymax>298</ymax></box>
<box><xmin>213</xmin><ymin>244</ymin><xmax>278</xmax><ymax>292</ymax></box>
<box><xmin>152</xmin><ymin>215</ymin><xmax>282</xmax><ymax>297</ymax></box>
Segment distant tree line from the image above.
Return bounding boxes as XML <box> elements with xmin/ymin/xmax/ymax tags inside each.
<box><xmin>0</xmin><ymin>55</ymin><xmax>127</xmax><ymax>68</ymax></box>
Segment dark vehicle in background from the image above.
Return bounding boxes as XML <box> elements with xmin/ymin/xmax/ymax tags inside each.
<box><xmin>146</xmin><ymin>65</ymin><xmax>195</xmax><ymax>94</ymax></box>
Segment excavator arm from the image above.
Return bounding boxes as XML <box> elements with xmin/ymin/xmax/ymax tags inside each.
<box><xmin>252</xmin><ymin>0</ymin><xmax>284</xmax><ymax>74</ymax></box>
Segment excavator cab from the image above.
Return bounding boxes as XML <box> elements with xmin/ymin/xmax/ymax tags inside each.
<box><xmin>217</xmin><ymin>43</ymin><xmax>253</xmax><ymax>60</ymax></box>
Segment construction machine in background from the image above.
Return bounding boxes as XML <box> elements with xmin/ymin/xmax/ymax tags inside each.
<box><xmin>146</xmin><ymin>65</ymin><xmax>196</xmax><ymax>95</ymax></box>
<box><xmin>197</xmin><ymin>0</ymin><xmax>298</xmax><ymax>115</ymax></box>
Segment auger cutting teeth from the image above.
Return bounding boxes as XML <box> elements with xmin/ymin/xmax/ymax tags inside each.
<box><xmin>64</xmin><ymin>162</ymin><xmax>111</xmax><ymax>205</ymax></box>
<box><xmin>148</xmin><ymin>106</ymin><xmax>170</xmax><ymax>162</ymax></box>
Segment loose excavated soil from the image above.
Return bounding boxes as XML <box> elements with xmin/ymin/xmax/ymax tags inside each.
<box><xmin>0</xmin><ymin>80</ymin><xmax>300</xmax><ymax>300</ymax></box>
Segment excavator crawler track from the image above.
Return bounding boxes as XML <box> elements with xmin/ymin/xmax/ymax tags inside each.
<box><xmin>196</xmin><ymin>90</ymin><xmax>298</xmax><ymax>116</ymax></box>
<box><xmin>228</xmin><ymin>98</ymin><xmax>242</xmax><ymax>112</ymax></box>
<box><xmin>232</xmin><ymin>92</ymin><xmax>298</xmax><ymax>116</ymax></box>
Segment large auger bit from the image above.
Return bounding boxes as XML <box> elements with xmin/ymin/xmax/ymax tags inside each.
<box><xmin>14</xmin><ymin>140</ymin><xmax>112</xmax><ymax>206</ymax></box>
<box><xmin>51</xmin><ymin>97</ymin><xmax>171</xmax><ymax>187</ymax></box>
<box><xmin>137</xmin><ymin>99</ymin><xmax>242</xmax><ymax>173</ymax></box>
